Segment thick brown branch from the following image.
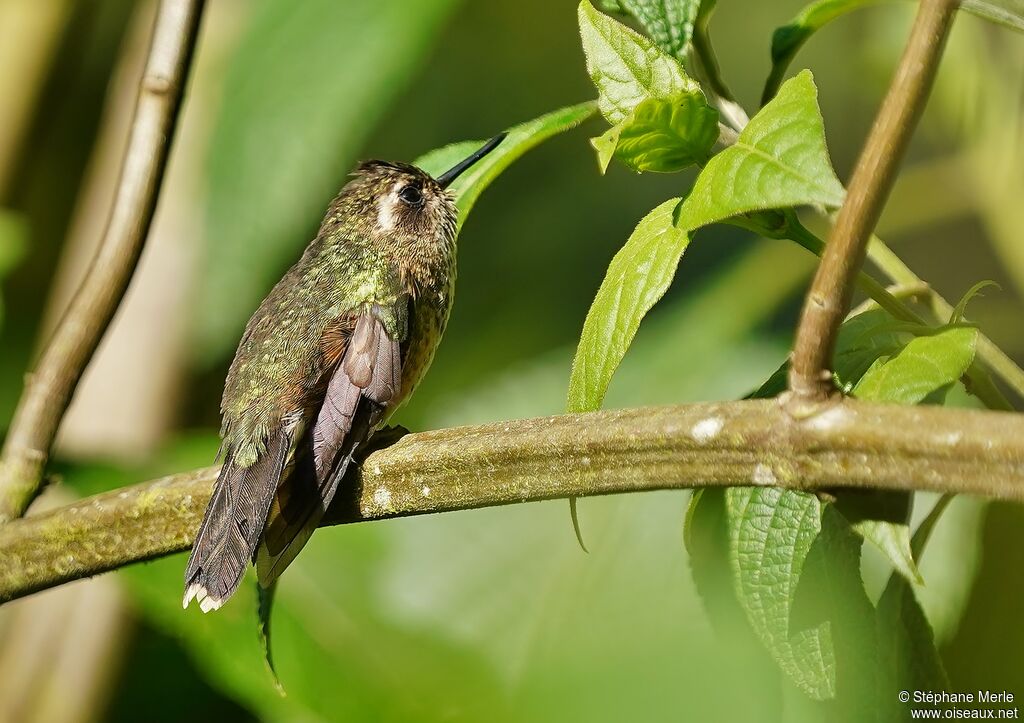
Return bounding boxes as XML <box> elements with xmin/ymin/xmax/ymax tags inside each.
<box><xmin>0</xmin><ymin>0</ymin><xmax>205</xmax><ymax>521</ymax></box>
<box><xmin>2</xmin><ymin>399</ymin><xmax>1023</xmax><ymax>603</ymax></box>
<box><xmin>788</xmin><ymin>0</ymin><xmax>959</xmax><ymax>402</ymax></box>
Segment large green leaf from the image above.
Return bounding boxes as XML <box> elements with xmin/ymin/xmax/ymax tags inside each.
<box><xmin>676</xmin><ymin>70</ymin><xmax>845</xmax><ymax>232</ymax></box>
<box><xmin>567</xmin><ymin>198</ymin><xmax>688</xmax><ymax>412</ymax></box>
<box><xmin>414</xmin><ymin>102</ymin><xmax>597</xmax><ymax>228</ymax></box>
<box><xmin>578</xmin><ymin>0</ymin><xmax>700</xmax><ymax>124</ymax></box>
<box><xmin>566</xmin><ymin>75</ymin><xmax>834</xmax><ymax>414</ymax></box>
<box><xmin>852</xmin><ymin>326</ymin><xmax>979</xmax><ymax>404</ymax></box>
<box><xmin>845</xmin><ymin>326</ymin><xmax>978</xmax><ymax>584</ymax></box>
<box><xmin>725</xmin><ymin>487</ymin><xmax>836</xmax><ymax>699</ymax></box>
<box><xmin>196</xmin><ymin>0</ymin><xmax>462</xmax><ymax>363</ymax></box>
<box><xmin>600</xmin><ymin>0</ymin><xmax>704</xmax><ymax>61</ymax></box>
<box><xmin>874</xmin><ymin>572</ymin><xmax>950</xmax><ymax>718</ymax></box>
<box><xmin>591</xmin><ymin>92</ymin><xmax>719</xmax><ymax>173</ymax></box>
<box><xmin>796</xmin><ymin>505</ymin><xmax>879</xmax><ymax>716</ymax></box>
<box><xmin>837</xmin><ymin>489</ymin><xmax>919</xmax><ymax>585</ymax></box>
<box><xmin>713</xmin><ymin>314</ymin><xmax>969</xmax><ymax>705</ymax></box>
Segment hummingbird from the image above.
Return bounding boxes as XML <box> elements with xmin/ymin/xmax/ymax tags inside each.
<box><xmin>183</xmin><ymin>134</ymin><xmax>507</xmax><ymax>612</ymax></box>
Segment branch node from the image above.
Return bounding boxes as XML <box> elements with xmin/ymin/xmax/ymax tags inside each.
<box><xmin>143</xmin><ymin>74</ymin><xmax>173</xmax><ymax>95</ymax></box>
<box><xmin>786</xmin><ymin>0</ymin><xmax>958</xmax><ymax>402</ymax></box>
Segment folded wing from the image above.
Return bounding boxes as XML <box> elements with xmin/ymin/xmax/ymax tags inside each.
<box><xmin>255</xmin><ymin>308</ymin><xmax>402</xmax><ymax>587</ymax></box>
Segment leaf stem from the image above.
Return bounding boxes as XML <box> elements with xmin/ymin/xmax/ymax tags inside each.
<box><xmin>849</xmin><ymin>282</ymin><xmax>931</xmax><ymax>317</ymax></box>
<box><xmin>0</xmin><ymin>0</ymin><xmax>205</xmax><ymax>522</ymax></box>
<box><xmin>788</xmin><ymin>0</ymin><xmax>959</xmax><ymax>403</ymax></box>
<box><xmin>3</xmin><ymin>398</ymin><xmax>1024</xmax><ymax>604</ymax></box>
<box><xmin>690</xmin><ymin>6</ymin><xmax>748</xmax><ymax>132</ymax></box>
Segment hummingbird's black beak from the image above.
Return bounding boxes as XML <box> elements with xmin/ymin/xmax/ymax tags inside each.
<box><xmin>436</xmin><ymin>132</ymin><xmax>507</xmax><ymax>188</ymax></box>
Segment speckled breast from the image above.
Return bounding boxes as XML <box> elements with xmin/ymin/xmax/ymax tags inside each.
<box><xmin>387</xmin><ymin>276</ymin><xmax>454</xmax><ymax>420</ymax></box>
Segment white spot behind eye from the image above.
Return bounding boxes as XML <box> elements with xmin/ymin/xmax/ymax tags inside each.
<box><xmin>377</xmin><ymin>192</ymin><xmax>398</xmax><ymax>232</ymax></box>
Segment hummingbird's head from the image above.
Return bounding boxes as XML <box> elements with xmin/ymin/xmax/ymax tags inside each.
<box><xmin>352</xmin><ymin>161</ymin><xmax>458</xmax><ymax>242</ymax></box>
<box><xmin>346</xmin><ymin>133</ymin><xmax>507</xmax><ymax>244</ymax></box>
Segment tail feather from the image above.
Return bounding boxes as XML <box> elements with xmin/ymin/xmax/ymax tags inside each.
<box><xmin>254</xmin><ymin>409</ymin><xmax>370</xmax><ymax>588</ymax></box>
<box><xmin>183</xmin><ymin>427</ymin><xmax>291</xmax><ymax>611</ymax></box>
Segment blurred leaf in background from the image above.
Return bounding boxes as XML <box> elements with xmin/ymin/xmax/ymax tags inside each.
<box><xmin>0</xmin><ymin>209</ymin><xmax>27</xmax><ymax>329</ymax></box>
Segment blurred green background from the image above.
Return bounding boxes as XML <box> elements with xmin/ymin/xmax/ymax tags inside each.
<box><xmin>0</xmin><ymin>1</ymin><xmax>1022</xmax><ymax>721</ymax></box>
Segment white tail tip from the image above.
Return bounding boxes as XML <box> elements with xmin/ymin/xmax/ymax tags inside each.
<box><xmin>183</xmin><ymin>583</ymin><xmax>222</xmax><ymax>613</ymax></box>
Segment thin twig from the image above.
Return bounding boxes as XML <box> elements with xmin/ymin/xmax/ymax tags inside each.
<box><xmin>788</xmin><ymin>0</ymin><xmax>959</xmax><ymax>403</ymax></box>
<box><xmin>0</xmin><ymin>0</ymin><xmax>205</xmax><ymax>522</ymax></box>
<box><xmin>3</xmin><ymin>398</ymin><xmax>1024</xmax><ymax>603</ymax></box>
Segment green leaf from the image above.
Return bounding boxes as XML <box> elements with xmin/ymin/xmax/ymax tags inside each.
<box><xmin>611</xmin><ymin>0</ymin><xmax>703</xmax><ymax>61</ymax></box>
<box><xmin>685</xmin><ymin>490</ymin><xmax>754</xmax><ymax>638</ymax></box>
<box><xmin>762</xmin><ymin>0</ymin><xmax>886</xmax><ymax>105</ymax></box>
<box><xmin>841</xmin><ymin>326</ymin><xmax>978</xmax><ymax>584</ymax></box>
<box><xmin>796</xmin><ymin>506</ymin><xmax>880</xmax><ymax>714</ymax></box>
<box><xmin>676</xmin><ymin>70</ymin><xmax>845</xmax><ymax>232</ymax></box>
<box><xmin>578</xmin><ymin>0</ymin><xmax>700</xmax><ymax>124</ymax></box>
<box><xmin>567</xmin><ymin>198</ymin><xmax>689</xmax><ymax>412</ymax></box>
<box><xmin>591</xmin><ymin>93</ymin><xmax>719</xmax><ymax>173</ymax></box>
<box><xmin>875</xmin><ymin>495</ymin><xmax>952</xmax><ymax>715</ymax></box>
<box><xmin>964</xmin><ymin>0</ymin><xmax>1024</xmax><ymax>31</ymax></box>
<box><xmin>414</xmin><ymin>102</ymin><xmax>597</xmax><ymax>228</ymax></box>
<box><xmin>257</xmin><ymin>581</ymin><xmax>284</xmax><ymax>696</ymax></box>
<box><xmin>856</xmin><ymin>514</ymin><xmax>919</xmax><ymax>583</ymax></box>
<box><xmin>761</xmin><ymin>0</ymin><xmax>1022</xmax><ymax>104</ymax></box>
<box><xmin>727</xmin><ymin>346</ymin><xmax>884</xmax><ymax>705</ymax></box>
<box><xmin>875</xmin><ymin>575</ymin><xmax>949</xmax><ymax>715</ymax></box>
<box><xmin>852</xmin><ymin>326</ymin><xmax>978</xmax><ymax>405</ymax></box>
<box><xmin>837</xmin><ymin>491</ymin><xmax>921</xmax><ymax>585</ymax></box>
<box><xmin>951</xmin><ymin>280</ymin><xmax>1000</xmax><ymax>323</ymax></box>
<box><xmin>569</xmin><ymin>74</ymin><xmax>831</xmax><ymax>411</ymax></box>
<box><xmin>197</xmin><ymin>0</ymin><xmax>462</xmax><ymax>364</ymax></box>
<box><xmin>726</xmin><ymin>487</ymin><xmax>836</xmax><ymax>699</ymax></box>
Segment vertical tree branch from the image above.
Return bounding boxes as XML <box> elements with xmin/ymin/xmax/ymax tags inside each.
<box><xmin>788</xmin><ymin>0</ymin><xmax>959</xmax><ymax>403</ymax></box>
<box><xmin>0</xmin><ymin>0</ymin><xmax>205</xmax><ymax>522</ymax></box>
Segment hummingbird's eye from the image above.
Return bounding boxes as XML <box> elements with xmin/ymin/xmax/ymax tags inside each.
<box><xmin>398</xmin><ymin>185</ymin><xmax>423</xmax><ymax>206</ymax></box>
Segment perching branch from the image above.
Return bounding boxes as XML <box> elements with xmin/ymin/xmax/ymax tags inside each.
<box><xmin>0</xmin><ymin>0</ymin><xmax>205</xmax><ymax>522</ymax></box>
<box><xmin>788</xmin><ymin>0</ymin><xmax>959</xmax><ymax>402</ymax></box>
<box><xmin>3</xmin><ymin>399</ymin><xmax>1024</xmax><ymax>603</ymax></box>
